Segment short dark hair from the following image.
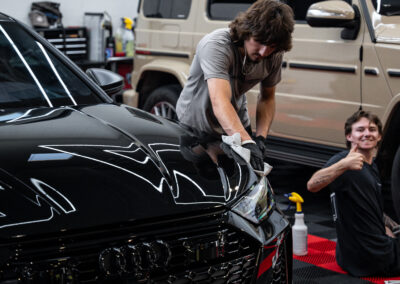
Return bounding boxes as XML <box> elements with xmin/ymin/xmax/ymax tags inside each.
<box><xmin>344</xmin><ymin>110</ymin><xmax>383</xmax><ymax>148</ymax></box>
<box><xmin>229</xmin><ymin>0</ymin><xmax>294</xmax><ymax>52</ymax></box>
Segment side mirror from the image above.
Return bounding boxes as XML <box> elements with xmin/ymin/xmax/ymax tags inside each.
<box><xmin>306</xmin><ymin>0</ymin><xmax>360</xmax><ymax>40</ymax></box>
<box><xmin>86</xmin><ymin>68</ymin><xmax>124</xmax><ymax>102</ymax></box>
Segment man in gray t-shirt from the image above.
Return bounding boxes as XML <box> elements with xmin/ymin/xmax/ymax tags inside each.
<box><xmin>176</xmin><ymin>0</ymin><xmax>294</xmax><ymax>171</ymax></box>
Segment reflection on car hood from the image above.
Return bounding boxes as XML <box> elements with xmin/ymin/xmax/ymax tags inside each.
<box><xmin>0</xmin><ymin>104</ymin><xmax>254</xmax><ymax>238</ymax></box>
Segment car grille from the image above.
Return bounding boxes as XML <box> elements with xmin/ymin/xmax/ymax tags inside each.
<box><xmin>0</xmin><ymin>213</ymin><xmax>261</xmax><ymax>283</ymax></box>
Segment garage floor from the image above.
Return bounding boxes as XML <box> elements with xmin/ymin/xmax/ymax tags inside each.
<box><xmin>267</xmin><ymin>158</ymin><xmax>400</xmax><ymax>284</ymax></box>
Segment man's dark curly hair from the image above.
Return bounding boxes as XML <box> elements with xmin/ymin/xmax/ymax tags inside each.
<box><xmin>344</xmin><ymin>110</ymin><xmax>383</xmax><ymax>148</ymax></box>
<box><xmin>229</xmin><ymin>0</ymin><xmax>294</xmax><ymax>52</ymax></box>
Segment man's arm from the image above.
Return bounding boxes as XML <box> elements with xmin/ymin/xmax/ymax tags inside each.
<box><xmin>255</xmin><ymin>86</ymin><xmax>276</xmax><ymax>138</ymax></box>
<box><xmin>207</xmin><ymin>78</ymin><xmax>252</xmax><ymax>142</ymax></box>
<box><xmin>307</xmin><ymin>162</ymin><xmax>349</xmax><ymax>193</ymax></box>
<box><xmin>307</xmin><ymin>145</ymin><xmax>365</xmax><ymax>192</ymax></box>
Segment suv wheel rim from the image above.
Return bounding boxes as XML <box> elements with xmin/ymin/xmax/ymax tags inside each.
<box><xmin>151</xmin><ymin>101</ymin><xmax>177</xmax><ymax>120</ymax></box>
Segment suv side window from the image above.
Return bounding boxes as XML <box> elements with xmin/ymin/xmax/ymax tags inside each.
<box><xmin>372</xmin><ymin>0</ymin><xmax>400</xmax><ymax>15</ymax></box>
<box><xmin>207</xmin><ymin>0</ymin><xmax>352</xmax><ymax>22</ymax></box>
<box><xmin>207</xmin><ymin>0</ymin><xmax>254</xmax><ymax>21</ymax></box>
<box><xmin>143</xmin><ymin>0</ymin><xmax>192</xmax><ymax>19</ymax></box>
<box><xmin>285</xmin><ymin>0</ymin><xmax>351</xmax><ymax>21</ymax></box>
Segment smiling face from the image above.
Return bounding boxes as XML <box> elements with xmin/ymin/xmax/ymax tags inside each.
<box><xmin>346</xmin><ymin>117</ymin><xmax>382</xmax><ymax>151</ymax></box>
<box><xmin>244</xmin><ymin>37</ymin><xmax>277</xmax><ymax>62</ymax></box>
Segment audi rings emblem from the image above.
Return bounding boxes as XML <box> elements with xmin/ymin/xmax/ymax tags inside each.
<box><xmin>99</xmin><ymin>247</ymin><xmax>126</xmax><ymax>275</ymax></box>
<box><xmin>99</xmin><ymin>240</ymin><xmax>171</xmax><ymax>276</ymax></box>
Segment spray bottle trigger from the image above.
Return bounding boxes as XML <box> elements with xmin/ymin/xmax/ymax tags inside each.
<box><xmin>288</xmin><ymin>192</ymin><xmax>304</xmax><ymax>213</ymax></box>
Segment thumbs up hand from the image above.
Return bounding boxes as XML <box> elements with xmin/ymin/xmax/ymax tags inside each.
<box><xmin>343</xmin><ymin>144</ymin><xmax>365</xmax><ymax>171</ymax></box>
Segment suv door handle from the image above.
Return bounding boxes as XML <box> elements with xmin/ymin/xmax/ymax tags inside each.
<box><xmin>364</xmin><ymin>67</ymin><xmax>379</xmax><ymax>75</ymax></box>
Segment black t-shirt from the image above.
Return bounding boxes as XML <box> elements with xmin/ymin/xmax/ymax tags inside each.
<box><xmin>326</xmin><ymin>151</ymin><xmax>400</xmax><ymax>276</ymax></box>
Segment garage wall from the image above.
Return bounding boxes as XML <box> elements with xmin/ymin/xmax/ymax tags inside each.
<box><xmin>2</xmin><ymin>0</ymin><xmax>139</xmax><ymax>34</ymax></box>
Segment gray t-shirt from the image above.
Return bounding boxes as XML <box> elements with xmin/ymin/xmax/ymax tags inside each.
<box><xmin>176</xmin><ymin>28</ymin><xmax>283</xmax><ymax>136</ymax></box>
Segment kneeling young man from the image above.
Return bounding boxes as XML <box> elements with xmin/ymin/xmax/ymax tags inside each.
<box><xmin>307</xmin><ymin>110</ymin><xmax>400</xmax><ymax>276</ymax></box>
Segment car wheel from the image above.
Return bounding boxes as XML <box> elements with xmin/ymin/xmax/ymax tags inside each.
<box><xmin>392</xmin><ymin>146</ymin><xmax>400</xmax><ymax>220</ymax></box>
<box><xmin>143</xmin><ymin>85</ymin><xmax>181</xmax><ymax>120</ymax></box>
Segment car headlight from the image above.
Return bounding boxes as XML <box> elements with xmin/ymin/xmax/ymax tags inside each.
<box><xmin>231</xmin><ymin>176</ymin><xmax>275</xmax><ymax>225</ymax></box>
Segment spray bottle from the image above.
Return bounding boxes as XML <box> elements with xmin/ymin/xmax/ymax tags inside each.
<box><xmin>289</xmin><ymin>192</ymin><xmax>308</xmax><ymax>256</ymax></box>
<box><xmin>114</xmin><ymin>17</ymin><xmax>134</xmax><ymax>57</ymax></box>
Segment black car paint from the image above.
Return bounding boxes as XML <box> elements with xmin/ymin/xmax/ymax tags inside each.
<box><xmin>0</xmin><ymin>104</ymin><xmax>291</xmax><ymax>283</ymax></box>
<box><xmin>0</xmin><ymin>105</ymin><xmax>256</xmax><ymax>238</ymax></box>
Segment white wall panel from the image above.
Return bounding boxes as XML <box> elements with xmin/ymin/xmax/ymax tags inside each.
<box><xmin>1</xmin><ymin>0</ymin><xmax>139</xmax><ymax>34</ymax></box>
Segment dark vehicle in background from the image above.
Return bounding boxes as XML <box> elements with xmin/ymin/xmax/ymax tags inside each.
<box><xmin>0</xmin><ymin>13</ymin><xmax>292</xmax><ymax>283</ymax></box>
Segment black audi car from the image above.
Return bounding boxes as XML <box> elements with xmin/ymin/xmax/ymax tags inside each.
<box><xmin>0</xmin><ymin>13</ymin><xmax>292</xmax><ymax>283</ymax></box>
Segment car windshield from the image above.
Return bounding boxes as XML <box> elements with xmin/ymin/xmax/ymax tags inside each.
<box><xmin>0</xmin><ymin>21</ymin><xmax>102</xmax><ymax>110</ymax></box>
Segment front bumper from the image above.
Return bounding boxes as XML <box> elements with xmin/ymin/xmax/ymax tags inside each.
<box><xmin>0</xmin><ymin>208</ymin><xmax>291</xmax><ymax>283</ymax></box>
<box><xmin>252</xmin><ymin>210</ymin><xmax>292</xmax><ymax>284</ymax></box>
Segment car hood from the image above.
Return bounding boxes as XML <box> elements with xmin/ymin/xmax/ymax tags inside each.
<box><xmin>0</xmin><ymin>104</ymin><xmax>255</xmax><ymax>238</ymax></box>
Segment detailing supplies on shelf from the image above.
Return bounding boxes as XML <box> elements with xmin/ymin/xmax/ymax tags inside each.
<box><xmin>115</xmin><ymin>17</ymin><xmax>134</xmax><ymax>57</ymax></box>
<box><xmin>289</xmin><ymin>192</ymin><xmax>308</xmax><ymax>256</ymax></box>
<box><xmin>102</xmin><ymin>12</ymin><xmax>114</xmax><ymax>59</ymax></box>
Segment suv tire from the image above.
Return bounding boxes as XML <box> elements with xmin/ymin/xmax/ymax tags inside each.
<box><xmin>143</xmin><ymin>84</ymin><xmax>181</xmax><ymax>120</ymax></box>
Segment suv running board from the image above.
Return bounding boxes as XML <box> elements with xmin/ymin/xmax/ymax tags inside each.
<box><xmin>265</xmin><ymin>136</ymin><xmax>344</xmax><ymax>168</ymax></box>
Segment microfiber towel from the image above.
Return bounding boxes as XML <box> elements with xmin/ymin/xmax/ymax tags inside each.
<box><xmin>221</xmin><ymin>133</ymin><xmax>272</xmax><ymax>176</ymax></box>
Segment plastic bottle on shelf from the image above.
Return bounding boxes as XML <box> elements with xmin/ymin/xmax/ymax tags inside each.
<box><xmin>114</xmin><ymin>17</ymin><xmax>134</xmax><ymax>57</ymax></box>
<box><xmin>123</xmin><ymin>17</ymin><xmax>134</xmax><ymax>57</ymax></box>
<box><xmin>114</xmin><ymin>20</ymin><xmax>124</xmax><ymax>56</ymax></box>
<box><xmin>102</xmin><ymin>12</ymin><xmax>114</xmax><ymax>59</ymax></box>
<box><xmin>289</xmin><ymin>192</ymin><xmax>308</xmax><ymax>256</ymax></box>
<box><xmin>105</xmin><ymin>35</ymin><xmax>115</xmax><ymax>58</ymax></box>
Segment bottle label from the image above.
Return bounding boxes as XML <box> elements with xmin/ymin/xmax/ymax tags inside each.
<box><xmin>105</xmin><ymin>48</ymin><xmax>114</xmax><ymax>59</ymax></box>
<box><xmin>293</xmin><ymin>229</ymin><xmax>308</xmax><ymax>255</ymax></box>
<box><xmin>125</xmin><ymin>41</ymin><xmax>134</xmax><ymax>57</ymax></box>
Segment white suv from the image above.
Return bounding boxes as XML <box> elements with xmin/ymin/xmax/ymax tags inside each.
<box><xmin>124</xmin><ymin>0</ymin><xmax>400</xmax><ymax>176</ymax></box>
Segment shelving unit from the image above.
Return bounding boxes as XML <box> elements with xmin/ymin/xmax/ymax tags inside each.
<box><xmin>36</xmin><ymin>27</ymin><xmax>88</xmax><ymax>61</ymax></box>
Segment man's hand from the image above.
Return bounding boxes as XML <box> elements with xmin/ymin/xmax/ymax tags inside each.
<box><xmin>307</xmin><ymin>145</ymin><xmax>364</xmax><ymax>193</ymax></box>
<box><xmin>253</xmin><ymin>135</ymin><xmax>267</xmax><ymax>157</ymax></box>
<box><xmin>242</xmin><ymin>141</ymin><xmax>264</xmax><ymax>171</ymax></box>
<box><xmin>386</xmin><ymin>226</ymin><xmax>396</xmax><ymax>238</ymax></box>
<box><xmin>342</xmin><ymin>145</ymin><xmax>365</xmax><ymax>171</ymax></box>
